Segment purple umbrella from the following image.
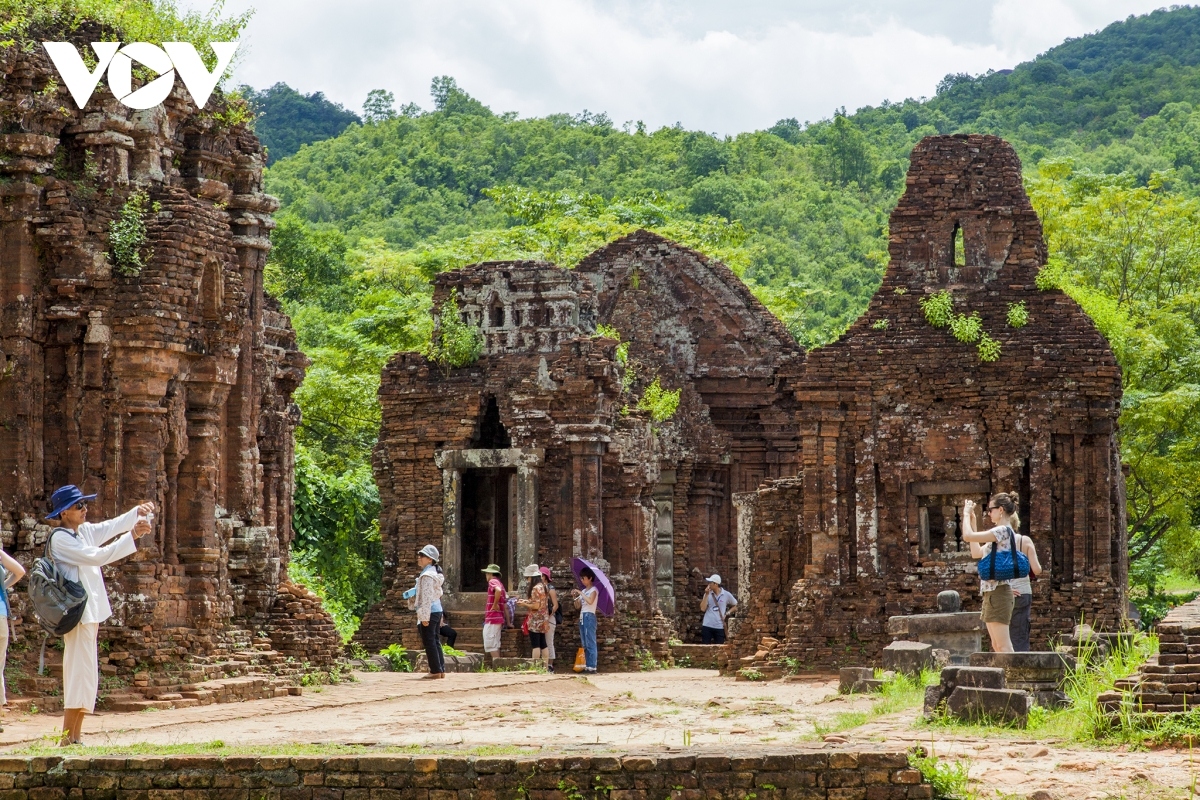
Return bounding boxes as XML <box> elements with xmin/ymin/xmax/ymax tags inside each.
<box><xmin>570</xmin><ymin>557</ymin><xmax>615</xmax><ymax>617</ymax></box>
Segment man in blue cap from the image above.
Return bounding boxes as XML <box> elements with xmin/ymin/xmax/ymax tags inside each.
<box><xmin>45</xmin><ymin>485</ymin><xmax>154</xmax><ymax>746</ymax></box>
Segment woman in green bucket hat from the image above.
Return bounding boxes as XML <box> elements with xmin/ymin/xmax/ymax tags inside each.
<box><xmin>481</xmin><ymin>564</ymin><xmax>506</xmax><ymax>662</ymax></box>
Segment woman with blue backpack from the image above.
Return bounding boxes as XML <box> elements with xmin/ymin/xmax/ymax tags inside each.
<box><xmin>962</xmin><ymin>492</ymin><xmax>1031</xmax><ymax>654</ymax></box>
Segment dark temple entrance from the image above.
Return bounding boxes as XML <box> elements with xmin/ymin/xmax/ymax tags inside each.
<box><xmin>460</xmin><ymin>468</ymin><xmax>515</xmax><ymax>592</ymax></box>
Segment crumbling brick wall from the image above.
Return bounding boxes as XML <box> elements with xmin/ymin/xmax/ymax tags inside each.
<box><xmin>359</xmin><ymin>239</ymin><xmax>803</xmax><ymax>665</ymax></box>
<box><xmin>0</xmin><ymin>28</ymin><xmax>338</xmax><ymax>669</ymax></box>
<box><xmin>732</xmin><ymin>134</ymin><xmax>1126</xmax><ymax>669</ymax></box>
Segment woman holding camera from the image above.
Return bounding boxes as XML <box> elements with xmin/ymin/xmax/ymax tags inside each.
<box><xmin>961</xmin><ymin>492</ymin><xmax>1027</xmax><ymax>654</ymax></box>
<box><xmin>46</xmin><ymin>485</ymin><xmax>154</xmax><ymax>745</ymax></box>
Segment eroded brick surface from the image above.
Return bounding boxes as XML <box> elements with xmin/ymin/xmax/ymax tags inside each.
<box><xmin>0</xmin><ymin>28</ymin><xmax>338</xmax><ymax>674</ymax></box>
<box><xmin>734</xmin><ymin>135</ymin><xmax>1126</xmax><ymax>668</ymax></box>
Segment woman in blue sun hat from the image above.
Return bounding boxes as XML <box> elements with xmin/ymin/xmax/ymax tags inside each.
<box><xmin>45</xmin><ymin>485</ymin><xmax>154</xmax><ymax>746</ymax></box>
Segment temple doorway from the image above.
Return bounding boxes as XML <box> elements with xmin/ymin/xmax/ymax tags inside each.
<box><xmin>459</xmin><ymin>467</ymin><xmax>515</xmax><ymax>592</ymax></box>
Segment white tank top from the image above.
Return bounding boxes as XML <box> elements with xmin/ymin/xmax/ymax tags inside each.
<box><xmin>581</xmin><ymin>586</ymin><xmax>598</xmax><ymax>614</ymax></box>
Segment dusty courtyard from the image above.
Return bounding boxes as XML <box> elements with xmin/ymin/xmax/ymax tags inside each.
<box><xmin>0</xmin><ymin>669</ymin><xmax>1191</xmax><ymax>800</ymax></box>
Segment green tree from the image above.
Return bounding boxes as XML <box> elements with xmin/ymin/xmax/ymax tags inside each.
<box><xmin>1029</xmin><ymin>161</ymin><xmax>1200</xmax><ymax>585</ymax></box>
<box><xmin>362</xmin><ymin>89</ymin><xmax>396</xmax><ymax>124</ymax></box>
<box><xmin>240</xmin><ymin>83</ymin><xmax>359</xmax><ymax>164</ymax></box>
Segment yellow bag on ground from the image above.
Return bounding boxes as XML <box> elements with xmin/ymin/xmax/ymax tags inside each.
<box><xmin>573</xmin><ymin>647</ymin><xmax>586</xmax><ymax>673</ymax></box>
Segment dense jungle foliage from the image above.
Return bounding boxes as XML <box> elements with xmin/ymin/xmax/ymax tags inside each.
<box><xmin>258</xmin><ymin>7</ymin><xmax>1200</xmax><ymax>636</ymax></box>
<box><xmin>240</xmin><ymin>83</ymin><xmax>359</xmax><ymax>164</ymax></box>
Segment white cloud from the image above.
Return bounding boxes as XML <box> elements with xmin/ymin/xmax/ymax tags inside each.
<box><xmin>198</xmin><ymin>0</ymin><xmax>1173</xmax><ymax>134</ymax></box>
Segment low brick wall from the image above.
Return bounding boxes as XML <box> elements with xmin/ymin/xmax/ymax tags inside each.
<box><xmin>0</xmin><ymin>752</ymin><xmax>932</xmax><ymax>800</ymax></box>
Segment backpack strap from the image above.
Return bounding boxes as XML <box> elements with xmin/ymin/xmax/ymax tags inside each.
<box><xmin>45</xmin><ymin>527</ymin><xmax>69</xmax><ymax>561</ymax></box>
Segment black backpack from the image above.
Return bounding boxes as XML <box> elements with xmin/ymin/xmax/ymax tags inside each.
<box><xmin>27</xmin><ymin>528</ymin><xmax>88</xmax><ymax>636</ymax></box>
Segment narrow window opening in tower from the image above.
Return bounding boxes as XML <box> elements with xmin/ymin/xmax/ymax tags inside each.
<box><xmin>490</xmin><ymin>302</ymin><xmax>505</xmax><ymax>328</ymax></box>
<box><xmin>472</xmin><ymin>395</ymin><xmax>511</xmax><ymax>448</ymax></box>
<box><xmin>953</xmin><ymin>221</ymin><xmax>965</xmax><ymax>267</ymax></box>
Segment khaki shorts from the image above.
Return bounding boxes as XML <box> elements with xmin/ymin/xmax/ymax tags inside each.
<box><xmin>981</xmin><ymin>588</ymin><xmax>1015</xmax><ymax>624</ymax></box>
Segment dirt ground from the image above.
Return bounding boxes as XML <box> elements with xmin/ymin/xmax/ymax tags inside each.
<box><xmin>0</xmin><ymin>669</ymin><xmax>1194</xmax><ymax>800</ymax></box>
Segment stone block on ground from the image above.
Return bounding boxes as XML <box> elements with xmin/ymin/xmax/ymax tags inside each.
<box><xmin>414</xmin><ymin>652</ymin><xmax>487</xmax><ymax>673</ymax></box>
<box><xmin>950</xmin><ymin>666</ymin><xmax>1007</xmax><ymax>690</ymax></box>
<box><xmin>968</xmin><ymin>651</ymin><xmax>1075</xmax><ymax>694</ymax></box>
<box><xmin>882</xmin><ymin>640</ymin><xmax>935</xmax><ymax>675</ymax></box>
<box><xmin>945</xmin><ymin>686</ymin><xmax>1033</xmax><ymax>727</ymax></box>
<box><xmin>839</xmin><ymin>667</ymin><xmax>884</xmax><ymax>694</ymax></box>
<box><xmin>885</xmin><ymin>612</ymin><xmax>985</xmax><ymax>665</ymax></box>
<box><xmin>923</xmin><ymin>665</ymin><xmax>1008</xmax><ymax>716</ymax></box>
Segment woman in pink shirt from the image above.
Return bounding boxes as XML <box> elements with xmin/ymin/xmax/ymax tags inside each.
<box><xmin>481</xmin><ymin>564</ymin><xmax>506</xmax><ymax>662</ymax></box>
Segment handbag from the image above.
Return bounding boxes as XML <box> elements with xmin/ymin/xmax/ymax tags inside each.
<box><xmin>976</xmin><ymin>526</ymin><xmax>1030</xmax><ymax>582</ymax></box>
<box><xmin>573</xmin><ymin>647</ymin><xmax>586</xmax><ymax>673</ymax></box>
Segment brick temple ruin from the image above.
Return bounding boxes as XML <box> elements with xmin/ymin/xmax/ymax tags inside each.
<box><xmin>358</xmin><ymin>134</ymin><xmax>1127</xmax><ymax>670</ymax></box>
<box><xmin>0</xmin><ymin>29</ymin><xmax>338</xmax><ymax>694</ymax></box>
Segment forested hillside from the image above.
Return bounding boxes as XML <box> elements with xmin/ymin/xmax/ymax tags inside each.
<box><xmin>241</xmin><ymin>83</ymin><xmax>360</xmax><ymax>163</ymax></box>
<box><xmin>265</xmin><ymin>7</ymin><xmax>1200</xmax><ymax>635</ymax></box>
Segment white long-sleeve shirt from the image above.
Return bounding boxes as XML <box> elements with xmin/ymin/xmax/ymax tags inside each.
<box><xmin>49</xmin><ymin>507</ymin><xmax>139</xmax><ymax>624</ymax></box>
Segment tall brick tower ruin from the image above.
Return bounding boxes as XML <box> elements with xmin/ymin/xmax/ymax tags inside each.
<box><xmin>734</xmin><ymin>134</ymin><xmax>1127</xmax><ymax>666</ymax></box>
<box><xmin>0</xmin><ymin>29</ymin><xmax>339</xmax><ymax>681</ymax></box>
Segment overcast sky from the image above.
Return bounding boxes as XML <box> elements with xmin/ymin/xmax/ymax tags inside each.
<box><xmin>194</xmin><ymin>0</ymin><xmax>1175</xmax><ymax>135</ymax></box>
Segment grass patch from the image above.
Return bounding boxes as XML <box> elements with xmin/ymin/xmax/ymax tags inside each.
<box><xmin>810</xmin><ymin>669</ymin><xmax>938</xmax><ymax>736</ymax></box>
<box><xmin>1160</xmin><ymin>569</ymin><xmax>1200</xmax><ymax>595</ymax></box>
<box><xmin>923</xmin><ymin>631</ymin><xmax>1159</xmax><ymax>744</ymax></box>
<box><xmin>908</xmin><ymin>749</ymin><xmax>973</xmax><ymax>800</ymax></box>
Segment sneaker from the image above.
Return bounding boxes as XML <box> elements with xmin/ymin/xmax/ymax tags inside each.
<box><xmin>547</xmin><ymin>664</ymin><xmax>555</xmax><ymax>673</ymax></box>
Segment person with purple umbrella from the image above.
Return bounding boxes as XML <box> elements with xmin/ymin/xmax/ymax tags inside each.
<box><xmin>570</xmin><ymin>557</ymin><xmax>614</xmax><ymax>673</ymax></box>
<box><xmin>572</xmin><ymin>566</ymin><xmax>599</xmax><ymax>673</ymax></box>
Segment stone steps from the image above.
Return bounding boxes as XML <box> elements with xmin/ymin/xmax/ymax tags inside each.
<box><xmin>9</xmin><ymin>641</ymin><xmax>313</xmax><ymax>715</ymax></box>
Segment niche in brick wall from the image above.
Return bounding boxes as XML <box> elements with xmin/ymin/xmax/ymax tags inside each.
<box><xmin>201</xmin><ymin>259</ymin><xmax>224</xmax><ymax>320</ymax></box>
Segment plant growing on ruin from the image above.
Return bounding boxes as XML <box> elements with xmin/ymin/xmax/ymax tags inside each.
<box><xmin>921</xmin><ymin>290</ymin><xmax>1004</xmax><ymax>362</ymax></box>
<box><xmin>1006</xmin><ymin>300</ymin><xmax>1029</xmax><ymax>328</ymax></box>
<box><xmin>379</xmin><ymin>643</ymin><xmax>413</xmax><ymax>672</ymax></box>
<box><xmin>977</xmin><ymin>333</ymin><xmax>1001</xmax><ymax>362</ymax></box>
<box><xmin>871</xmin><ymin>318</ymin><xmax>889</xmax><ymax>330</ymax></box>
<box><xmin>949</xmin><ymin>311</ymin><xmax>982</xmax><ymax>344</ymax></box>
<box><xmin>596</xmin><ymin>324</ymin><xmax>629</xmax><ymax>364</ymax></box>
<box><xmin>108</xmin><ymin>190</ymin><xmax>153</xmax><ymax>276</ymax></box>
<box><xmin>920</xmin><ymin>290</ymin><xmax>954</xmax><ymax>328</ymax></box>
<box><xmin>907</xmin><ymin>751</ymin><xmax>972</xmax><ymax>800</ymax></box>
<box><xmin>424</xmin><ymin>290</ymin><xmax>483</xmax><ymax>369</ymax></box>
<box><xmin>637</xmin><ymin>376</ymin><xmax>681</xmax><ymax>422</ymax></box>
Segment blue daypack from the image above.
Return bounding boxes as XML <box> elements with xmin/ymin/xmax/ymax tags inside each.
<box><xmin>976</xmin><ymin>525</ymin><xmax>1030</xmax><ymax>581</ymax></box>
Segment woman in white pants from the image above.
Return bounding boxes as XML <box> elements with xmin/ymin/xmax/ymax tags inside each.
<box><xmin>46</xmin><ymin>485</ymin><xmax>153</xmax><ymax>746</ymax></box>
